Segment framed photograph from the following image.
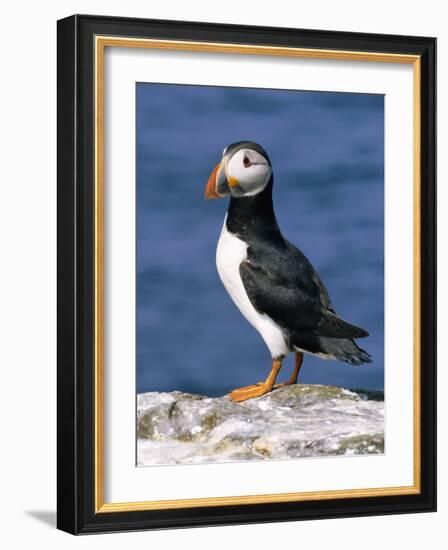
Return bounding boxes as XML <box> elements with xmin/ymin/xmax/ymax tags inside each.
<box><xmin>57</xmin><ymin>14</ymin><xmax>436</xmax><ymax>534</ymax></box>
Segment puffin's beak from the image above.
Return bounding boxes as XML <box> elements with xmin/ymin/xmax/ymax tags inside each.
<box><xmin>204</xmin><ymin>162</ymin><xmax>223</xmax><ymax>199</ymax></box>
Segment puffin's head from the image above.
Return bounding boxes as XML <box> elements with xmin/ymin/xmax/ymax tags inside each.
<box><xmin>205</xmin><ymin>141</ymin><xmax>272</xmax><ymax>200</ymax></box>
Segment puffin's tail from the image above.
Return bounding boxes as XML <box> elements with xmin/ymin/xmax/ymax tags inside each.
<box><xmin>292</xmin><ymin>334</ymin><xmax>372</xmax><ymax>366</ymax></box>
<box><xmin>323</xmin><ymin>338</ymin><xmax>373</xmax><ymax>366</ymax></box>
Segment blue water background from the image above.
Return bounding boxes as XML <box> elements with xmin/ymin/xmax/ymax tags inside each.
<box><xmin>136</xmin><ymin>83</ymin><xmax>384</xmax><ymax>396</ymax></box>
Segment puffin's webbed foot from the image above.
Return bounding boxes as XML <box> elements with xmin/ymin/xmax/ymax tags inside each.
<box><xmin>228</xmin><ymin>382</ymin><xmax>273</xmax><ymax>402</ymax></box>
<box><xmin>228</xmin><ymin>353</ymin><xmax>304</xmax><ymax>403</ymax></box>
<box><xmin>228</xmin><ymin>358</ymin><xmax>283</xmax><ymax>403</ymax></box>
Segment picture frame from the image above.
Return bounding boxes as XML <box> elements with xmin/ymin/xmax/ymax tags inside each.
<box><xmin>57</xmin><ymin>14</ymin><xmax>436</xmax><ymax>534</ymax></box>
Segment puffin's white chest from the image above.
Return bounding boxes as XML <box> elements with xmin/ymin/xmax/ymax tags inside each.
<box><xmin>216</xmin><ymin>217</ymin><xmax>289</xmax><ymax>358</ymax></box>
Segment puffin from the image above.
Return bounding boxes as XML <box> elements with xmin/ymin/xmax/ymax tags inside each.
<box><xmin>205</xmin><ymin>141</ymin><xmax>371</xmax><ymax>403</ymax></box>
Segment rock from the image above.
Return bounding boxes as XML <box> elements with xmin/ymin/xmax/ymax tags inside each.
<box><xmin>137</xmin><ymin>384</ymin><xmax>384</xmax><ymax>466</ymax></box>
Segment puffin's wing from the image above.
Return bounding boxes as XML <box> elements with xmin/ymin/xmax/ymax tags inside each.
<box><xmin>239</xmin><ymin>248</ymin><xmax>368</xmax><ymax>339</ymax></box>
<box><xmin>316</xmin><ymin>310</ymin><xmax>369</xmax><ymax>338</ymax></box>
<box><xmin>239</xmin><ymin>260</ymin><xmax>322</xmax><ymax>331</ymax></box>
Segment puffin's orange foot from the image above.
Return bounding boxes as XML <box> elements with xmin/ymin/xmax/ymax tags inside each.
<box><xmin>228</xmin><ymin>358</ymin><xmax>284</xmax><ymax>403</ymax></box>
<box><xmin>228</xmin><ymin>383</ymin><xmax>273</xmax><ymax>403</ymax></box>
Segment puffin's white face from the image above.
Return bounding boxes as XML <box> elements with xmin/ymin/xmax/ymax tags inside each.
<box><xmin>205</xmin><ymin>143</ymin><xmax>272</xmax><ymax>200</ymax></box>
<box><xmin>226</xmin><ymin>149</ymin><xmax>272</xmax><ymax>197</ymax></box>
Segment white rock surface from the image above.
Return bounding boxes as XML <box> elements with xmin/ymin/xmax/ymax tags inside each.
<box><xmin>137</xmin><ymin>385</ymin><xmax>384</xmax><ymax>466</ymax></box>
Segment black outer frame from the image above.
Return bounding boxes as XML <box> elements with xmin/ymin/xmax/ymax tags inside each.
<box><xmin>57</xmin><ymin>14</ymin><xmax>436</xmax><ymax>535</ymax></box>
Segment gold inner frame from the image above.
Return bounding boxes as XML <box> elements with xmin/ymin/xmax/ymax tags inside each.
<box><xmin>94</xmin><ymin>36</ymin><xmax>421</xmax><ymax>514</ymax></box>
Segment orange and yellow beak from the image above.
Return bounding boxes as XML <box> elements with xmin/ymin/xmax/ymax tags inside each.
<box><xmin>204</xmin><ymin>163</ymin><xmax>223</xmax><ymax>199</ymax></box>
<box><xmin>205</xmin><ymin>161</ymin><xmax>238</xmax><ymax>199</ymax></box>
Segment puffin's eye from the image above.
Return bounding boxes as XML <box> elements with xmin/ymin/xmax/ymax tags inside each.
<box><xmin>243</xmin><ymin>155</ymin><xmax>251</xmax><ymax>168</ymax></box>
